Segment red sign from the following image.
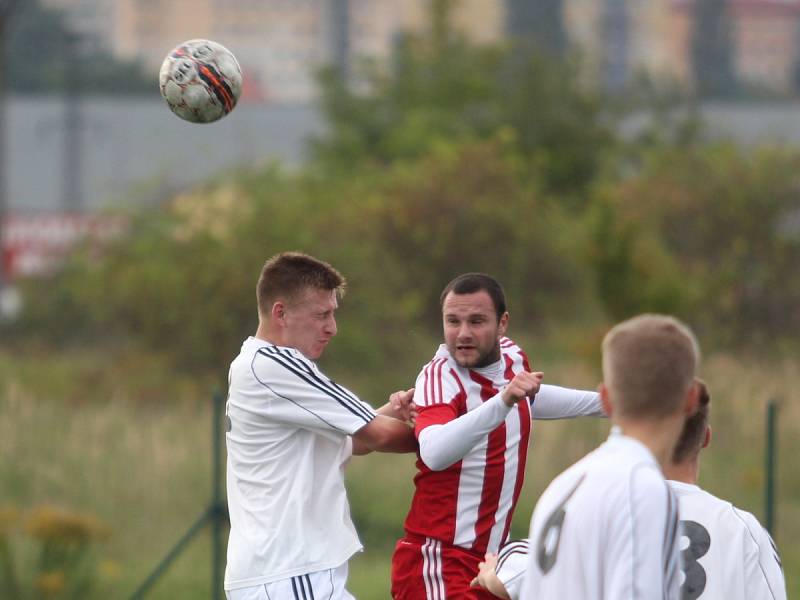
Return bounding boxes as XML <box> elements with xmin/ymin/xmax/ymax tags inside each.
<box><xmin>1</xmin><ymin>212</ymin><xmax>126</xmax><ymax>280</ymax></box>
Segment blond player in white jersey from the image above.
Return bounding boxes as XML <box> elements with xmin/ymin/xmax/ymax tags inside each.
<box><xmin>665</xmin><ymin>380</ymin><xmax>786</xmax><ymax>600</ymax></box>
<box><xmin>521</xmin><ymin>314</ymin><xmax>701</xmax><ymax>600</ymax></box>
<box><xmin>224</xmin><ymin>252</ymin><xmax>417</xmax><ymax>600</ymax></box>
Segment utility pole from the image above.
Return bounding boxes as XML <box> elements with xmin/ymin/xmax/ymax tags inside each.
<box><xmin>0</xmin><ymin>0</ymin><xmax>16</xmax><ymax>293</ymax></box>
<box><xmin>329</xmin><ymin>0</ymin><xmax>350</xmax><ymax>82</ymax></box>
<box><xmin>62</xmin><ymin>28</ymin><xmax>84</xmax><ymax>212</ymax></box>
<box><xmin>603</xmin><ymin>0</ymin><xmax>629</xmax><ymax>92</ymax></box>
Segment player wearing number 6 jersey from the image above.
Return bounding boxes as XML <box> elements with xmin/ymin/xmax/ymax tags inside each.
<box><xmin>391</xmin><ymin>273</ymin><xmax>605</xmax><ymax>599</ymax></box>
<box><xmin>665</xmin><ymin>380</ymin><xmax>786</xmax><ymax>600</ymax></box>
<box><xmin>521</xmin><ymin>314</ymin><xmax>701</xmax><ymax>600</ymax></box>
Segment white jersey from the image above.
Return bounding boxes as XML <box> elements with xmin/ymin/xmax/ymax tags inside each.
<box><xmin>495</xmin><ymin>539</ymin><xmax>529</xmax><ymax>600</ymax></box>
<box><xmin>224</xmin><ymin>337</ymin><xmax>377</xmax><ymax>590</ymax></box>
<box><xmin>669</xmin><ymin>481</ymin><xmax>786</xmax><ymax>600</ymax></box>
<box><xmin>521</xmin><ymin>428</ymin><xmax>681</xmax><ymax>600</ymax></box>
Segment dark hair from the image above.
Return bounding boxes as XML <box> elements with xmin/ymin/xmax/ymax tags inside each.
<box><xmin>672</xmin><ymin>379</ymin><xmax>711</xmax><ymax>464</ymax></box>
<box><xmin>257</xmin><ymin>252</ymin><xmax>346</xmax><ymax>316</ymax></box>
<box><xmin>439</xmin><ymin>273</ymin><xmax>507</xmax><ymax>320</ymax></box>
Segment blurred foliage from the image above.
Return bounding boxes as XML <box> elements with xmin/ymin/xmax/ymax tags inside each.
<box><xmin>599</xmin><ymin>143</ymin><xmax>800</xmax><ymax>345</ymax></box>
<box><xmin>0</xmin><ymin>505</ymin><xmax>112</xmax><ymax>599</ymax></box>
<box><xmin>4</xmin><ymin>0</ymin><xmax>800</xmax><ymax>379</ymax></box>
<box><xmin>311</xmin><ymin>0</ymin><xmax>614</xmax><ymax>203</ymax></box>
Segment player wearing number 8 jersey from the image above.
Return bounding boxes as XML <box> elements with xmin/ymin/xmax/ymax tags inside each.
<box><xmin>521</xmin><ymin>314</ymin><xmax>701</xmax><ymax>600</ymax></box>
<box><xmin>665</xmin><ymin>380</ymin><xmax>786</xmax><ymax>600</ymax></box>
<box><xmin>391</xmin><ymin>273</ymin><xmax>604</xmax><ymax>599</ymax></box>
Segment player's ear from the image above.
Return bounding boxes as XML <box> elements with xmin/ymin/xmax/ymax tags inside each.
<box><xmin>497</xmin><ymin>311</ymin><xmax>509</xmax><ymax>336</ymax></box>
<box><xmin>598</xmin><ymin>383</ymin><xmax>613</xmax><ymax>417</ymax></box>
<box><xmin>684</xmin><ymin>380</ymin><xmax>700</xmax><ymax>415</ymax></box>
<box><xmin>271</xmin><ymin>301</ymin><xmax>286</xmax><ymax>323</ymax></box>
<box><xmin>702</xmin><ymin>426</ymin><xmax>712</xmax><ymax>449</ymax></box>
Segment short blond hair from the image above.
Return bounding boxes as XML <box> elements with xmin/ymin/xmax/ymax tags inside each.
<box><xmin>256</xmin><ymin>252</ymin><xmax>346</xmax><ymax>317</ymax></box>
<box><xmin>602</xmin><ymin>314</ymin><xmax>699</xmax><ymax>420</ymax></box>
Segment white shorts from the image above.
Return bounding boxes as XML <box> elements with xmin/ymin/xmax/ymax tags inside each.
<box><xmin>226</xmin><ymin>562</ymin><xmax>355</xmax><ymax>600</ymax></box>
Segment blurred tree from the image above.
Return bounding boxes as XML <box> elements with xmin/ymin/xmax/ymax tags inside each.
<box><xmin>691</xmin><ymin>0</ymin><xmax>737</xmax><ymax>98</ymax></box>
<box><xmin>6</xmin><ymin>0</ymin><xmax>151</xmax><ymax>94</ymax></box>
<box><xmin>505</xmin><ymin>0</ymin><xmax>567</xmax><ymax>57</ymax></box>
<box><xmin>607</xmin><ymin>143</ymin><xmax>800</xmax><ymax>346</ymax></box>
<box><xmin>312</xmin><ymin>0</ymin><xmax>616</xmax><ymax>202</ymax></box>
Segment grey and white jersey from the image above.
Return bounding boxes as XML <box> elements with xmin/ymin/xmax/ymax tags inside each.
<box><xmin>521</xmin><ymin>428</ymin><xmax>681</xmax><ymax>600</ymax></box>
<box><xmin>670</xmin><ymin>480</ymin><xmax>786</xmax><ymax>600</ymax></box>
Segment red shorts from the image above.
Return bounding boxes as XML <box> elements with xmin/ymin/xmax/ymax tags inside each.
<box><xmin>391</xmin><ymin>536</ymin><xmax>497</xmax><ymax>600</ymax></box>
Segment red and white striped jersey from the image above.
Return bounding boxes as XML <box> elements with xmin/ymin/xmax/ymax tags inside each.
<box><xmin>403</xmin><ymin>337</ymin><xmax>533</xmax><ymax>556</ymax></box>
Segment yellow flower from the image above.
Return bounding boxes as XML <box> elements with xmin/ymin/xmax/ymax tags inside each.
<box><xmin>98</xmin><ymin>559</ymin><xmax>122</xmax><ymax>580</ymax></box>
<box><xmin>25</xmin><ymin>505</ymin><xmax>110</xmax><ymax>544</ymax></box>
<box><xmin>36</xmin><ymin>570</ymin><xmax>66</xmax><ymax>594</ymax></box>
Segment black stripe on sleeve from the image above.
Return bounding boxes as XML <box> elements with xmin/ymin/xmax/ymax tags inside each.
<box><xmin>291</xmin><ymin>576</ymin><xmax>302</xmax><ymax>600</ymax></box>
<box><xmin>264</xmin><ymin>346</ymin><xmax>375</xmax><ymax>422</ymax></box>
<box><xmin>305</xmin><ymin>574</ymin><xmax>316</xmax><ymax>600</ymax></box>
<box><xmin>251</xmin><ymin>354</ymin><xmax>346</xmax><ymax>433</ymax></box>
<box><xmin>496</xmin><ymin>539</ymin><xmax>530</xmax><ymax>571</ymax></box>
<box><xmin>258</xmin><ymin>347</ymin><xmax>375</xmax><ymax>423</ymax></box>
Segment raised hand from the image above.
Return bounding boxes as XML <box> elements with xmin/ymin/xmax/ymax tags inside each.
<box><xmin>501</xmin><ymin>371</ymin><xmax>544</xmax><ymax>407</ymax></box>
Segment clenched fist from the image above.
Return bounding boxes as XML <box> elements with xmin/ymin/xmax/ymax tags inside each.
<box><xmin>501</xmin><ymin>371</ymin><xmax>543</xmax><ymax>407</ymax></box>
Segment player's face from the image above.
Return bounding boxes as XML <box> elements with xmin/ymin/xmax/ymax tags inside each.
<box><xmin>442</xmin><ymin>290</ymin><xmax>509</xmax><ymax>369</ymax></box>
<box><xmin>282</xmin><ymin>288</ymin><xmax>338</xmax><ymax>360</ymax></box>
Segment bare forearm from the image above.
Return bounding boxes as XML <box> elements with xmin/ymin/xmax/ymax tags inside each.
<box><xmin>352</xmin><ymin>415</ymin><xmax>418</xmax><ymax>455</ymax></box>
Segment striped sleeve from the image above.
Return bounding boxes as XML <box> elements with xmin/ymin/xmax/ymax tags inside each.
<box><xmin>735</xmin><ymin>508</ymin><xmax>787</xmax><ymax>600</ymax></box>
<box><xmin>413</xmin><ymin>358</ymin><xmax>464</xmax><ymax>408</ymax></box>
<box><xmin>627</xmin><ymin>464</ymin><xmax>680</xmax><ymax>600</ymax></box>
<box><xmin>250</xmin><ymin>345</ymin><xmax>376</xmax><ymax>435</ymax></box>
<box><xmin>496</xmin><ymin>539</ymin><xmax>530</xmax><ymax>600</ymax></box>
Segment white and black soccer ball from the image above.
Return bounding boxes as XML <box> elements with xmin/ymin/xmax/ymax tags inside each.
<box><xmin>159</xmin><ymin>39</ymin><xmax>243</xmax><ymax>124</ymax></box>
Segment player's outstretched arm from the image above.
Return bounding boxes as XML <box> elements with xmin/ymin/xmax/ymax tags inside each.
<box><xmin>352</xmin><ymin>415</ymin><xmax>418</xmax><ymax>455</ymax></box>
<box><xmin>530</xmin><ymin>384</ymin><xmax>605</xmax><ymax>420</ymax></box>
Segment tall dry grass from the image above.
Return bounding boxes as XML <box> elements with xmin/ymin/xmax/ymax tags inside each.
<box><xmin>0</xmin><ymin>351</ymin><xmax>797</xmax><ymax>598</ymax></box>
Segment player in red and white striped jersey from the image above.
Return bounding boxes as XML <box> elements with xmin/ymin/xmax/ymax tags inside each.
<box><xmin>666</xmin><ymin>380</ymin><xmax>786</xmax><ymax>600</ymax></box>
<box><xmin>391</xmin><ymin>273</ymin><xmax>604</xmax><ymax>599</ymax></box>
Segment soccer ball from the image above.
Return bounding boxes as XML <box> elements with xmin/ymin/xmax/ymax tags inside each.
<box><xmin>159</xmin><ymin>39</ymin><xmax>243</xmax><ymax>124</ymax></box>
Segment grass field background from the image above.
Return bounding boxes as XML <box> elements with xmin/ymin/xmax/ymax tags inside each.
<box><xmin>1</xmin><ymin>349</ymin><xmax>797</xmax><ymax>598</ymax></box>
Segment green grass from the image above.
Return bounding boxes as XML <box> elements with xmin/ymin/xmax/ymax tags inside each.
<box><xmin>0</xmin><ymin>350</ymin><xmax>797</xmax><ymax>598</ymax></box>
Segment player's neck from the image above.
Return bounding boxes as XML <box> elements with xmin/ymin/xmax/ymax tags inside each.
<box><xmin>255</xmin><ymin>322</ymin><xmax>281</xmax><ymax>346</ymax></box>
<box><xmin>663</xmin><ymin>459</ymin><xmax>699</xmax><ymax>485</ymax></box>
<box><xmin>615</xmin><ymin>416</ymin><xmax>685</xmax><ymax>471</ymax></box>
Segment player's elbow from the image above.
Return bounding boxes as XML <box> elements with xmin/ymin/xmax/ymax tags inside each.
<box><xmin>417</xmin><ymin>426</ymin><xmax>457</xmax><ymax>470</ymax></box>
<box><xmin>419</xmin><ymin>449</ymin><xmax>451</xmax><ymax>471</ymax></box>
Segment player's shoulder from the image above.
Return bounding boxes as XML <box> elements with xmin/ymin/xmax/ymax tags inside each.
<box><xmin>679</xmin><ymin>485</ymin><xmax>770</xmax><ymax>545</ymax></box>
<box><xmin>248</xmin><ymin>341</ymin><xmax>320</xmax><ymax>383</ymax></box>
<box><xmin>538</xmin><ymin>458</ymin><xmax>595</xmax><ymax>506</ymax></box>
<box><xmin>730</xmin><ymin>504</ymin><xmax>773</xmax><ymax>546</ymax></box>
<box><xmin>414</xmin><ymin>345</ymin><xmax>466</xmax><ymax>406</ymax></box>
<box><xmin>500</xmin><ymin>336</ymin><xmax>530</xmax><ymax>364</ymax></box>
